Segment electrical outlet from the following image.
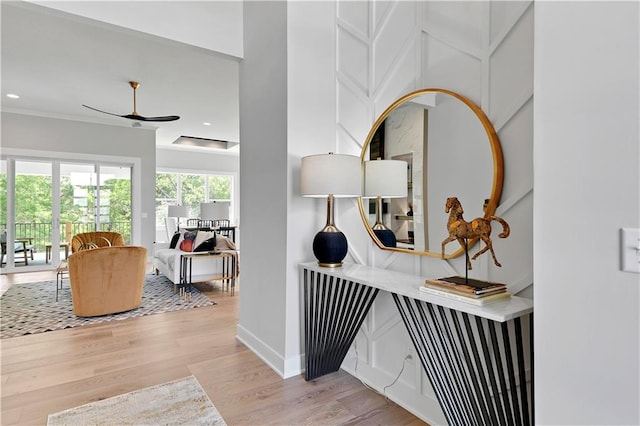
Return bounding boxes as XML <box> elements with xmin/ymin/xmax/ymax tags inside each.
<box><xmin>405</xmin><ymin>346</ymin><xmax>413</xmax><ymax>361</ymax></box>
<box><xmin>620</xmin><ymin>228</ymin><xmax>640</xmax><ymax>273</ymax></box>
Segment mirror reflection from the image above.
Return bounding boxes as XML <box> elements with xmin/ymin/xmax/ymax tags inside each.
<box><xmin>359</xmin><ymin>88</ymin><xmax>503</xmax><ymax>258</ymax></box>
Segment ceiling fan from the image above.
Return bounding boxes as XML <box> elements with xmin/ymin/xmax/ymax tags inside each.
<box><xmin>83</xmin><ymin>81</ymin><xmax>180</xmax><ymax>122</ymax></box>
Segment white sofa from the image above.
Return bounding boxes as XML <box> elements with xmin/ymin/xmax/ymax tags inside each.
<box><xmin>153</xmin><ymin>233</ymin><xmax>238</xmax><ymax>286</ymax></box>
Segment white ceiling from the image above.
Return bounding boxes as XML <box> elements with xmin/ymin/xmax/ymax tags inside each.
<box><xmin>1</xmin><ymin>1</ymin><xmax>242</xmax><ymax>153</ymax></box>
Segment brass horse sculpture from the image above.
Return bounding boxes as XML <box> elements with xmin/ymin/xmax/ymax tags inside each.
<box><xmin>441</xmin><ymin>197</ymin><xmax>510</xmax><ymax>270</ymax></box>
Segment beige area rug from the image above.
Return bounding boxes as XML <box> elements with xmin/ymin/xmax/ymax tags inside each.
<box><xmin>47</xmin><ymin>376</ymin><xmax>227</xmax><ymax>426</ymax></box>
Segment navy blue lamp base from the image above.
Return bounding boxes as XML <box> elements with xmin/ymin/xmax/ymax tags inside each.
<box><xmin>313</xmin><ymin>231</ymin><xmax>348</xmax><ymax>267</ymax></box>
<box><xmin>373</xmin><ymin>229</ymin><xmax>397</xmax><ymax>247</ymax></box>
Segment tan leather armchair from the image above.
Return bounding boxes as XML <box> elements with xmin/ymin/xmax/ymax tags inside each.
<box><xmin>68</xmin><ymin>245</ymin><xmax>147</xmax><ymax>317</ymax></box>
<box><xmin>71</xmin><ymin>231</ymin><xmax>125</xmax><ymax>253</ymax></box>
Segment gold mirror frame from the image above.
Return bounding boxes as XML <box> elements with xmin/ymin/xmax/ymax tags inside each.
<box><xmin>358</xmin><ymin>88</ymin><xmax>504</xmax><ymax>259</ymax></box>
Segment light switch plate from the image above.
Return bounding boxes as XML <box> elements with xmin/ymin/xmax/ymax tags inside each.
<box><xmin>620</xmin><ymin>228</ymin><xmax>640</xmax><ymax>273</ymax></box>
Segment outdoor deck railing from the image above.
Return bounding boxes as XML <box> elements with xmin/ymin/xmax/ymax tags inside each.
<box><xmin>1</xmin><ymin>222</ymin><xmax>131</xmax><ymax>252</ymax></box>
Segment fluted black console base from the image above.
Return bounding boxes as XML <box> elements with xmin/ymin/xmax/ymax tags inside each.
<box><xmin>393</xmin><ymin>294</ymin><xmax>533</xmax><ymax>426</ymax></box>
<box><xmin>302</xmin><ymin>268</ymin><xmax>379</xmax><ymax>381</ymax></box>
<box><xmin>300</xmin><ymin>263</ymin><xmax>534</xmax><ymax>426</ymax></box>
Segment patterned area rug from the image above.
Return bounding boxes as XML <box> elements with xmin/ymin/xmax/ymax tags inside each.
<box><xmin>0</xmin><ymin>274</ymin><xmax>214</xmax><ymax>339</ymax></box>
<box><xmin>47</xmin><ymin>375</ymin><xmax>227</xmax><ymax>426</ymax></box>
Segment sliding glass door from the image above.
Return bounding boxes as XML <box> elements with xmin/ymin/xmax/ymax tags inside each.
<box><xmin>1</xmin><ymin>158</ymin><xmax>132</xmax><ymax>273</ymax></box>
<box><xmin>60</xmin><ymin>163</ymin><xmax>95</xmax><ymax>248</ymax></box>
<box><xmin>0</xmin><ymin>160</ymin><xmax>54</xmax><ymax>271</ymax></box>
<box><xmin>59</xmin><ymin>164</ymin><xmax>132</xmax><ymax>243</ymax></box>
<box><xmin>97</xmin><ymin>165</ymin><xmax>132</xmax><ymax>241</ymax></box>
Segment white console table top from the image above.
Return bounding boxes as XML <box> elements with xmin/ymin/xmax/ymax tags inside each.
<box><xmin>300</xmin><ymin>262</ymin><xmax>533</xmax><ymax>322</ymax></box>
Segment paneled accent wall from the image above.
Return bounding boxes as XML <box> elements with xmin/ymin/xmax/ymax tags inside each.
<box><xmin>334</xmin><ymin>1</ymin><xmax>534</xmax><ymax>423</ymax></box>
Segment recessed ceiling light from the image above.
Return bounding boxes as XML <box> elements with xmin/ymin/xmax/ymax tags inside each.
<box><xmin>6</xmin><ymin>94</ymin><xmax>19</xmax><ymax>99</ymax></box>
<box><xmin>203</xmin><ymin>122</ymin><xmax>211</xmax><ymax>126</ymax></box>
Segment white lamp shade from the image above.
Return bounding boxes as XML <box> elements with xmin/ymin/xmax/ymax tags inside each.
<box><xmin>167</xmin><ymin>205</ymin><xmax>189</xmax><ymax>218</ymax></box>
<box><xmin>200</xmin><ymin>201</ymin><xmax>230</xmax><ymax>220</ymax></box>
<box><xmin>301</xmin><ymin>153</ymin><xmax>362</xmax><ymax>198</ymax></box>
<box><xmin>364</xmin><ymin>160</ymin><xmax>408</xmax><ymax>198</ymax></box>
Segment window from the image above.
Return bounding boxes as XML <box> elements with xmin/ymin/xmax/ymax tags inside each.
<box><xmin>155</xmin><ymin>172</ymin><xmax>232</xmax><ymax>227</ymax></box>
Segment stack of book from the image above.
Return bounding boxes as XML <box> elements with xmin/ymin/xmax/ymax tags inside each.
<box><xmin>420</xmin><ymin>276</ymin><xmax>510</xmax><ymax>306</ymax></box>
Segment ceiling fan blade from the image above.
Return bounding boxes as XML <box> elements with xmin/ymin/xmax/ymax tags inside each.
<box><xmin>83</xmin><ymin>105</ymin><xmax>179</xmax><ymax>122</ymax></box>
<box><xmin>82</xmin><ymin>104</ymin><xmax>126</xmax><ymax>118</ymax></box>
<box><xmin>122</xmin><ymin>114</ymin><xmax>180</xmax><ymax>122</ymax></box>
<box><xmin>83</xmin><ymin>81</ymin><xmax>180</xmax><ymax>123</ymax></box>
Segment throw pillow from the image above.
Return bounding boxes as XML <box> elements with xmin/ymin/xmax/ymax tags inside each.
<box><xmin>174</xmin><ymin>230</ymin><xmax>187</xmax><ymax>249</ymax></box>
<box><xmin>194</xmin><ymin>237</ymin><xmax>217</xmax><ymax>252</ymax></box>
<box><xmin>179</xmin><ymin>238</ymin><xmax>194</xmax><ymax>252</ymax></box>
<box><xmin>193</xmin><ymin>230</ymin><xmax>216</xmax><ymax>250</ymax></box>
<box><xmin>178</xmin><ymin>230</ymin><xmax>198</xmax><ymax>252</ymax></box>
<box><xmin>169</xmin><ymin>232</ymin><xmax>181</xmax><ymax>249</ymax></box>
<box><xmin>175</xmin><ymin>230</ymin><xmax>195</xmax><ymax>249</ymax></box>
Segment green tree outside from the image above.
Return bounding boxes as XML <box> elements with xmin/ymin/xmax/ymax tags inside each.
<box><xmin>155</xmin><ymin>172</ymin><xmax>232</xmax><ymax>226</ymax></box>
<box><xmin>2</xmin><ymin>174</ymin><xmax>132</xmax><ymax>249</ymax></box>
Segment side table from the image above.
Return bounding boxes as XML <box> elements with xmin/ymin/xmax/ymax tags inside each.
<box><xmin>179</xmin><ymin>251</ymin><xmax>237</xmax><ymax>295</ymax></box>
<box><xmin>56</xmin><ymin>260</ymin><xmax>68</xmax><ymax>301</ymax></box>
<box><xmin>46</xmin><ymin>242</ymin><xmax>70</xmax><ymax>263</ymax></box>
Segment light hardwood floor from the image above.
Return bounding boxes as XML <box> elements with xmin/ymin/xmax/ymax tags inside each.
<box><xmin>1</xmin><ymin>269</ymin><xmax>427</xmax><ymax>425</ymax></box>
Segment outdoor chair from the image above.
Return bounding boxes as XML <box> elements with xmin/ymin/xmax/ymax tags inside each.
<box><xmin>0</xmin><ymin>233</ymin><xmax>35</xmax><ymax>266</ymax></box>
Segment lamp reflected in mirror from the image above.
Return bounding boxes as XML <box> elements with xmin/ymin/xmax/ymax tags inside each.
<box><xmin>363</xmin><ymin>159</ymin><xmax>407</xmax><ymax>247</ymax></box>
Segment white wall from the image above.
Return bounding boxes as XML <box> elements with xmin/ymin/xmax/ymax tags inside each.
<box><xmin>333</xmin><ymin>2</ymin><xmax>534</xmax><ymax>423</ymax></box>
<box><xmin>287</xmin><ymin>1</ymin><xmax>338</xmax><ymax>371</ymax></box>
<box><xmin>534</xmin><ymin>2</ymin><xmax>639</xmax><ymax>424</ymax></box>
<box><xmin>237</xmin><ymin>0</ymin><xmax>338</xmax><ymax>379</ymax></box>
<box><xmin>1</xmin><ymin>112</ymin><xmax>157</xmax><ymax>252</ymax></box>
<box><xmin>156</xmin><ymin>148</ymin><xmax>238</xmax><ymax>174</ymax></box>
<box><xmin>236</xmin><ymin>1</ymin><xmax>290</xmax><ymax>375</ymax></box>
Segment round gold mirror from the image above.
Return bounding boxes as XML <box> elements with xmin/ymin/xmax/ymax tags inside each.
<box><xmin>358</xmin><ymin>88</ymin><xmax>504</xmax><ymax>259</ymax></box>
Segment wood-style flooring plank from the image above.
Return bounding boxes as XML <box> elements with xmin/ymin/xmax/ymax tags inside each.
<box><xmin>0</xmin><ymin>270</ymin><xmax>428</xmax><ymax>425</ymax></box>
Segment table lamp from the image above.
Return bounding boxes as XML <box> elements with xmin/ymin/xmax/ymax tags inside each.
<box><xmin>167</xmin><ymin>205</ymin><xmax>189</xmax><ymax>230</ymax></box>
<box><xmin>363</xmin><ymin>159</ymin><xmax>407</xmax><ymax>247</ymax></box>
<box><xmin>200</xmin><ymin>201</ymin><xmax>230</xmax><ymax>221</ymax></box>
<box><xmin>301</xmin><ymin>152</ymin><xmax>361</xmax><ymax>267</ymax></box>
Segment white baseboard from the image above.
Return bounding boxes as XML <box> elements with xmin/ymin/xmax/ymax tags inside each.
<box><xmin>236</xmin><ymin>324</ymin><xmax>303</xmax><ymax>379</ymax></box>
